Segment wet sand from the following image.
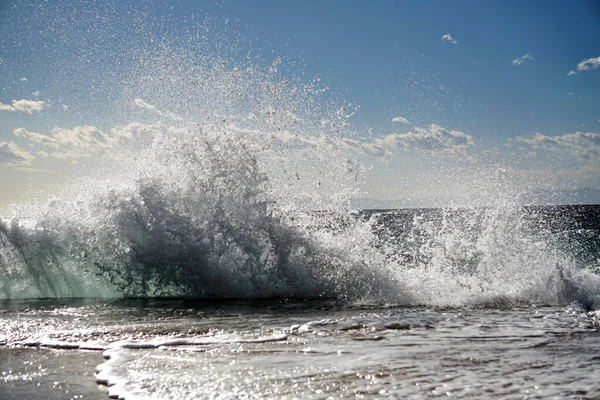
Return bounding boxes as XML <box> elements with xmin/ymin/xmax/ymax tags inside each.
<box><xmin>0</xmin><ymin>347</ymin><xmax>107</xmax><ymax>400</ymax></box>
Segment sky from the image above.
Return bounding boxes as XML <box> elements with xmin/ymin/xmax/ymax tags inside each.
<box><xmin>1</xmin><ymin>0</ymin><xmax>600</xmax><ymax>209</ymax></box>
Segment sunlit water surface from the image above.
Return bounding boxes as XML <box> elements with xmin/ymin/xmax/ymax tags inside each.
<box><xmin>1</xmin><ymin>299</ymin><xmax>599</xmax><ymax>399</ymax></box>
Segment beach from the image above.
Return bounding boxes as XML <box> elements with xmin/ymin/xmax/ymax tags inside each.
<box><xmin>0</xmin><ymin>347</ymin><xmax>106</xmax><ymax>400</ymax></box>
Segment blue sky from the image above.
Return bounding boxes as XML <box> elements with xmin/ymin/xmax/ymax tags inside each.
<box><xmin>200</xmin><ymin>1</ymin><xmax>598</xmax><ymax>133</ymax></box>
<box><xmin>229</xmin><ymin>0</ymin><xmax>600</xmax><ymax>137</ymax></box>
<box><xmin>1</xmin><ymin>0</ymin><xmax>599</xmax><ymax>207</ymax></box>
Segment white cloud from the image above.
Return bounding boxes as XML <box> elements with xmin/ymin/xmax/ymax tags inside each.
<box><xmin>134</xmin><ymin>98</ymin><xmax>182</xmax><ymax>121</ymax></box>
<box><xmin>0</xmin><ymin>142</ymin><xmax>34</xmax><ymax>165</ymax></box>
<box><xmin>14</xmin><ymin>122</ymin><xmax>184</xmax><ymax>163</ymax></box>
<box><xmin>14</xmin><ymin>125</ymin><xmax>118</xmax><ymax>159</ymax></box>
<box><xmin>50</xmin><ymin>126</ymin><xmax>113</xmax><ymax>158</ymax></box>
<box><xmin>110</xmin><ymin>122</ymin><xmax>180</xmax><ymax>146</ymax></box>
<box><xmin>264</xmin><ymin>130</ymin><xmax>319</xmax><ymax>151</ymax></box>
<box><xmin>14</xmin><ymin>128</ymin><xmax>59</xmax><ymax>148</ymax></box>
<box><xmin>567</xmin><ymin>56</ymin><xmax>600</xmax><ymax>76</ymax></box>
<box><xmin>134</xmin><ymin>98</ymin><xmax>158</xmax><ymax>112</ymax></box>
<box><xmin>340</xmin><ymin>138</ymin><xmax>387</xmax><ymax>158</ymax></box>
<box><xmin>0</xmin><ymin>99</ymin><xmax>46</xmax><ymax>114</ymax></box>
<box><xmin>12</xmin><ymin>99</ymin><xmax>46</xmax><ymax>114</ymax></box>
<box><xmin>512</xmin><ymin>53</ymin><xmax>534</xmax><ymax>66</ymax></box>
<box><xmin>362</xmin><ymin>142</ymin><xmax>387</xmax><ymax>157</ymax></box>
<box><xmin>375</xmin><ymin>124</ymin><xmax>474</xmax><ymax>153</ymax></box>
<box><xmin>516</xmin><ymin>131</ymin><xmax>600</xmax><ymax>162</ymax></box>
<box><xmin>392</xmin><ymin>116</ymin><xmax>410</xmax><ymax>124</ymax></box>
<box><xmin>441</xmin><ymin>33</ymin><xmax>458</xmax><ymax>44</ymax></box>
<box><xmin>335</xmin><ymin>124</ymin><xmax>474</xmax><ymax>158</ymax></box>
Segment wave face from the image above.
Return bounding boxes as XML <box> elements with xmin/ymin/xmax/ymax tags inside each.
<box><xmin>1</xmin><ymin>4</ymin><xmax>599</xmax><ymax>308</ymax></box>
<box><xmin>1</xmin><ymin>123</ymin><xmax>599</xmax><ymax>307</ymax></box>
<box><xmin>0</xmin><ymin>125</ymin><xmax>394</xmax><ymax>302</ymax></box>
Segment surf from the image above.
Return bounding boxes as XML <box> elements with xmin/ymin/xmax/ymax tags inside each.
<box><xmin>0</xmin><ymin>6</ymin><xmax>598</xmax><ymax>310</ymax></box>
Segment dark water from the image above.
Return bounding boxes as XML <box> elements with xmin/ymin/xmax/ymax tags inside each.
<box><xmin>362</xmin><ymin>205</ymin><xmax>600</xmax><ymax>288</ymax></box>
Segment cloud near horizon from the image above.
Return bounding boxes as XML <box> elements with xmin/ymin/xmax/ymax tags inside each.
<box><xmin>11</xmin><ymin>120</ymin><xmax>474</xmax><ymax>169</ymax></box>
<box><xmin>340</xmin><ymin>138</ymin><xmax>387</xmax><ymax>158</ymax></box>
<box><xmin>14</xmin><ymin>126</ymin><xmax>120</xmax><ymax>160</ymax></box>
<box><xmin>0</xmin><ymin>99</ymin><xmax>47</xmax><ymax>114</ymax></box>
<box><xmin>375</xmin><ymin>124</ymin><xmax>474</xmax><ymax>153</ymax></box>
<box><xmin>567</xmin><ymin>56</ymin><xmax>600</xmax><ymax>76</ymax></box>
<box><xmin>338</xmin><ymin>124</ymin><xmax>475</xmax><ymax>158</ymax></box>
<box><xmin>515</xmin><ymin>131</ymin><xmax>600</xmax><ymax>162</ymax></box>
<box><xmin>0</xmin><ymin>142</ymin><xmax>35</xmax><ymax>165</ymax></box>
<box><xmin>12</xmin><ymin>123</ymin><xmax>185</xmax><ymax>164</ymax></box>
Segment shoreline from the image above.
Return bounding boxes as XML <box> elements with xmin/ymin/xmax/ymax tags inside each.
<box><xmin>0</xmin><ymin>347</ymin><xmax>107</xmax><ymax>400</ymax></box>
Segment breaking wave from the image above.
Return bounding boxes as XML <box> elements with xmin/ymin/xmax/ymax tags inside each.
<box><xmin>1</xmin><ymin>121</ymin><xmax>598</xmax><ymax>308</ymax></box>
<box><xmin>0</xmin><ymin>5</ymin><xmax>598</xmax><ymax>309</ymax></box>
<box><xmin>0</xmin><ymin>123</ymin><xmax>398</xmax><ymax>302</ymax></box>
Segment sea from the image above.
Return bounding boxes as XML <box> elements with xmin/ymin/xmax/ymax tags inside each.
<box><xmin>1</xmin><ymin>204</ymin><xmax>600</xmax><ymax>399</ymax></box>
<box><xmin>1</xmin><ymin>3</ymin><xmax>600</xmax><ymax>398</ymax></box>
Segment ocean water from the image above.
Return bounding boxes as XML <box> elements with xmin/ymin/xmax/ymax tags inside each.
<box><xmin>1</xmin><ymin>205</ymin><xmax>600</xmax><ymax>399</ymax></box>
<box><xmin>1</xmin><ymin>3</ymin><xmax>600</xmax><ymax>398</ymax></box>
<box><xmin>3</xmin><ymin>298</ymin><xmax>600</xmax><ymax>399</ymax></box>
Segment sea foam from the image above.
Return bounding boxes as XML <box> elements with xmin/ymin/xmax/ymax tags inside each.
<box><xmin>0</xmin><ymin>10</ymin><xmax>598</xmax><ymax>309</ymax></box>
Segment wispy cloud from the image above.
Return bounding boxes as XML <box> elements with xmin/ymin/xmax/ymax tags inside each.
<box><xmin>375</xmin><ymin>124</ymin><xmax>474</xmax><ymax>153</ymax></box>
<box><xmin>134</xmin><ymin>98</ymin><xmax>182</xmax><ymax>121</ymax></box>
<box><xmin>336</xmin><ymin>124</ymin><xmax>475</xmax><ymax>158</ymax></box>
<box><xmin>14</xmin><ymin>128</ymin><xmax>60</xmax><ymax>149</ymax></box>
<box><xmin>110</xmin><ymin>122</ymin><xmax>182</xmax><ymax>146</ymax></box>
<box><xmin>0</xmin><ymin>99</ymin><xmax>47</xmax><ymax>114</ymax></box>
<box><xmin>340</xmin><ymin>138</ymin><xmax>387</xmax><ymax>158</ymax></box>
<box><xmin>14</xmin><ymin>126</ymin><xmax>114</xmax><ymax>159</ymax></box>
<box><xmin>441</xmin><ymin>33</ymin><xmax>458</xmax><ymax>44</ymax></box>
<box><xmin>134</xmin><ymin>98</ymin><xmax>158</xmax><ymax>112</ymax></box>
<box><xmin>392</xmin><ymin>116</ymin><xmax>410</xmax><ymax>124</ymax></box>
<box><xmin>48</xmin><ymin>126</ymin><xmax>114</xmax><ymax>158</ymax></box>
<box><xmin>512</xmin><ymin>53</ymin><xmax>534</xmax><ymax>66</ymax></box>
<box><xmin>567</xmin><ymin>56</ymin><xmax>600</xmax><ymax>76</ymax></box>
<box><xmin>0</xmin><ymin>142</ymin><xmax>35</xmax><ymax>165</ymax></box>
<box><xmin>13</xmin><ymin>123</ymin><xmax>179</xmax><ymax>161</ymax></box>
<box><xmin>515</xmin><ymin>131</ymin><xmax>600</xmax><ymax>162</ymax></box>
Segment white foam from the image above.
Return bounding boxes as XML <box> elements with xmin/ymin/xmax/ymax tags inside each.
<box><xmin>0</xmin><ymin>4</ymin><xmax>598</xmax><ymax>309</ymax></box>
<box><xmin>95</xmin><ymin>332</ymin><xmax>289</xmax><ymax>399</ymax></box>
